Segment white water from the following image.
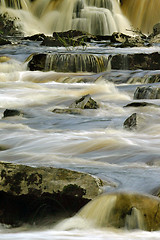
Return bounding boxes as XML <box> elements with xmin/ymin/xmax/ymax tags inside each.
<box><xmin>0</xmin><ymin>1</ymin><xmax>160</xmax><ymax>239</ymax></box>
<box><xmin>0</xmin><ymin>0</ymin><xmax>131</xmax><ymax>35</ymax></box>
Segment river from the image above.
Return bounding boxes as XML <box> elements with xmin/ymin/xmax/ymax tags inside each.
<box><xmin>0</xmin><ymin>0</ymin><xmax>160</xmax><ymax>239</ymax></box>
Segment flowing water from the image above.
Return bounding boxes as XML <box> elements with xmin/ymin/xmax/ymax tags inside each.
<box><xmin>0</xmin><ymin>0</ymin><xmax>160</xmax><ymax>239</ymax></box>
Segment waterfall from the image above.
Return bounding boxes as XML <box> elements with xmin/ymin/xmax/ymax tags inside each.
<box><xmin>44</xmin><ymin>53</ymin><xmax>109</xmax><ymax>73</ymax></box>
<box><xmin>0</xmin><ymin>0</ymin><xmax>131</xmax><ymax>35</ymax></box>
<box><xmin>121</xmin><ymin>0</ymin><xmax>160</xmax><ymax>34</ymax></box>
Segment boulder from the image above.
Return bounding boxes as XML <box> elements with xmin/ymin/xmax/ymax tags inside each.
<box><xmin>3</xmin><ymin>109</ymin><xmax>23</xmax><ymax>118</ymax></box>
<box><xmin>69</xmin><ymin>94</ymin><xmax>99</xmax><ymax>109</ymax></box>
<box><xmin>52</xmin><ymin>95</ymin><xmax>99</xmax><ymax>115</ymax></box>
<box><xmin>123</xmin><ymin>113</ymin><xmax>146</xmax><ymax>130</ymax></box>
<box><xmin>0</xmin><ymin>162</ymin><xmax>104</xmax><ymax>225</ymax></box>
<box><xmin>78</xmin><ymin>192</ymin><xmax>160</xmax><ymax>231</ymax></box>
<box><xmin>153</xmin><ymin>23</ymin><xmax>160</xmax><ymax>36</ymax></box>
<box><xmin>23</xmin><ymin>33</ymin><xmax>46</xmax><ymax>41</ymax></box>
<box><xmin>111</xmin><ymin>52</ymin><xmax>160</xmax><ymax>70</ymax></box>
<box><xmin>0</xmin><ymin>13</ymin><xmax>22</xmax><ymax>36</ymax></box>
<box><xmin>134</xmin><ymin>86</ymin><xmax>160</xmax><ymax>99</ymax></box>
<box><xmin>27</xmin><ymin>53</ymin><xmax>108</xmax><ymax>73</ymax></box>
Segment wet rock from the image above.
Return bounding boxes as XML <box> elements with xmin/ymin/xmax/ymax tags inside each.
<box><xmin>0</xmin><ymin>56</ymin><xmax>10</xmax><ymax>63</ymax></box>
<box><xmin>53</xmin><ymin>95</ymin><xmax>99</xmax><ymax>115</ymax></box>
<box><xmin>53</xmin><ymin>108</ymin><xmax>82</xmax><ymax>115</ymax></box>
<box><xmin>69</xmin><ymin>94</ymin><xmax>99</xmax><ymax>109</ymax></box>
<box><xmin>3</xmin><ymin>109</ymin><xmax>23</xmax><ymax>118</ymax></box>
<box><xmin>111</xmin><ymin>52</ymin><xmax>160</xmax><ymax>70</ymax></box>
<box><xmin>0</xmin><ymin>13</ymin><xmax>22</xmax><ymax>36</ymax></box>
<box><xmin>41</xmin><ymin>30</ymin><xmax>90</xmax><ymax>47</ymax></box>
<box><xmin>78</xmin><ymin>192</ymin><xmax>160</xmax><ymax>231</ymax></box>
<box><xmin>23</xmin><ymin>33</ymin><xmax>46</xmax><ymax>41</ymax></box>
<box><xmin>123</xmin><ymin>113</ymin><xmax>146</xmax><ymax>130</ymax></box>
<box><xmin>0</xmin><ymin>37</ymin><xmax>11</xmax><ymax>45</ymax></box>
<box><xmin>134</xmin><ymin>86</ymin><xmax>160</xmax><ymax>99</ymax></box>
<box><xmin>124</xmin><ymin>102</ymin><xmax>159</xmax><ymax>108</ymax></box>
<box><xmin>127</xmin><ymin>74</ymin><xmax>160</xmax><ymax>84</ymax></box>
<box><xmin>28</xmin><ymin>53</ymin><xmax>108</xmax><ymax>73</ymax></box>
<box><xmin>153</xmin><ymin>23</ymin><xmax>160</xmax><ymax>36</ymax></box>
<box><xmin>0</xmin><ymin>162</ymin><xmax>104</xmax><ymax>225</ymax></box>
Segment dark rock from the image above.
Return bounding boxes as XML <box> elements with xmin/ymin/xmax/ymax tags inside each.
<box><xmin>134</xmin><ymin>86</ymin><xmax>160</xmax><ymax>99</ymax></box>
<box><xmin>0</xmin><ymin>162</ymin><xmax>104</xmax><ymax>225</ymax></box>
<box><xmin>124</xmin><ymin>102</ymin><xmax>159</xmax><ymax>108</ymax></box>
<box><xmin>3</xmin><ymin>109</ymin><xmax>22</xmax><ymax>118</ymax></box>
<box><xmin>53</xmin><ymin>30</ymin><xmax>87</xmax><ymax>39</ymax></box>
<box><xmin>28</xmin><ymin>53</ymin><xmax>108</xmax><ymax>73</ymax></box>
<box><xmin>78</xmin><ymin>192</ymin><xmax>160</xmax><ymax>231</ymax></box>
<box><xmin>124</xmin><ymin>113</ymin><xmax>146</xmax><ymax>130</ymax></box>
<box><xmin>0</xmin><ymin>13</ymin><xmax>22</xmax><ymax>36</ymax></box>
<box><xmin>53</xmin><ymin>108</ymin><xmax>82</xmax><ymax>115</ymax></box>
<box><xmin>127</xmin><ymin>74</ymin><xmax>160</xmax><ymax>84</ymax></box>
<box><xmin>153</xmin><ymin>23</ymin><xmax>160</xmax><ymax>36</ymax></box>
<box><xmin>69</xmin><ymin>94</ymin><xmax>99</xmax><ymax>109</ymax></box>
<box><xmin>0</xmin><ymin>37</ymin><xmax>11</xmax><ymax>45</ymax></box>
<box><xmin>27</xmin><ymin>53</ymin><xmax>46</xmax><ymax>71</ymax></box>
<box><xmin>23</xmin><ymin>33</ymin><xmax>46</xmax><ymax>41</ymax></box>
<box><xmin>111</xmin><ymin>52</ymin><xmax>160</xmax><ymax>70</ymax></box>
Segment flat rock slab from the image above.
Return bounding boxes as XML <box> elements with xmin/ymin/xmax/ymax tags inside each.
<box><xmin>0</xmin><ymin>162</ymin><xmax>104</xmax><ymax>225</ymax></box>
<box><xmin>0</xmin><ymin>162</ymin><xmax>103</xmax><ymax>199</ymax></box>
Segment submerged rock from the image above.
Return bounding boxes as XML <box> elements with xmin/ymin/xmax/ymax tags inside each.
<box><xmin>134</xmin><ymin>86</ymin><xmax>160</xmax><ymax>99</ymax></box>
<box><xmin>0</xmin><ymin>162</ymin><xmax>103</xmax><ymax>225</ymax></box>
<box><xmin>78</xmin><ymin>192</ymin><xmax>160</xmax><ymax>231</ymax></box>
<box><xmin>53</xmin><ymin>108</ymin><xmax>82</xmax><ymax>115</ymax></box>
<box><xmin>28</xmin><ymin>53</ymin><xmax>108</xmax><ymax>73</ymax></box>
<box><xmin>123</xmin><ymin>113</ymin><xmax>146</xmax><ymax>130</ymax></box>
<box><xmin>124</xmin><ymin>102</ymin><xmax>159</xmax><ymax>108</ymax></box>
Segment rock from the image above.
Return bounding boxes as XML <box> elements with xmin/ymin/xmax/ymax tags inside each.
<box><xmin>134</xmin><ymin>86</ymin><xmax>160</xmax><ymax>99</ymax></box>
<box><xmin>0</xmin><ymin>13</ymin><xmax>22</xmax><ymax>36</ymax></box>
<box><xmin>111</xmin><ymin>52</ymin><xmax>160</xmax><ymax>70</ymax></box>
<box><xmin>0</xmin><ymin>56</ymin><xmax>10</xmax><ymax>63</ymax></box>
<box><xmin>123</xmin><ymin>113</ymin><xmax>146</xmax><ymax>130</ymax></box>
<box><xmin>53</xmin><ymin>108</ymin><xmax>82</xmax><ymax>115</ymax></box>
<box><xmin>69</xmin><ymin>94</ymin><xmax>99</xmax><ymax>109</ymax></box>
<box><xmin>3</xmin><ymin>109</ymin><xmax>23</xmax><ymax>118</ymax></box>
<box><xmin>23</xmin><ymin>33</ymin><xmax>46</xmax><ymax>41</ymax></box>
<box><xmin>0</xmin><ymin>37</ymin><xmax>11</xmax><ymax>45</ymax></box>
<box><xmin>78</xmin><ymin>192</ymin><xmax>160</xmax><ymax>231</ymax></box>
<box><xmin>41</xmin><ymin>30</ymin><xmax>90</xmax><ymax>47</ymax></box>
<box><xmin>0</xmin><ymin>162</ymin><xmax>104</xmax><ymax>225</ymax></box>
<box><xmin>27</xmin><ymin>53</ymin><xmax>108</xmax><ymax>73</ymax></box>
<box><xmin>52</xmin><ymin>95</ymin><xmax>99</xmax><ymax>115</ymax></box>
<box><xmin>153</xmin><ymin>23</ymin><xmax>160</xmax><ymax>36</ymax></box>
<box><xmin>127</xmin><ymin>74</ymin><xmax>160</xmax><ymax>84</ymax></box>
<box><xmin>124</xmin><ymin>102</ymin><xmax>159</xmax><ymax>108</ymax></box>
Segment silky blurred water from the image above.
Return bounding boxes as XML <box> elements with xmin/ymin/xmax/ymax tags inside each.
<box><xmin>0</xmin><ymin>38</ymin><xmax>160</xmax><ymax>239</ymax></box>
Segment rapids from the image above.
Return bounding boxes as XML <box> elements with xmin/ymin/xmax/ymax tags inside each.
<box><xmin>0</xmin><ymin>0</ymin><xmax>160</xmax><ymax>239</ymax></box>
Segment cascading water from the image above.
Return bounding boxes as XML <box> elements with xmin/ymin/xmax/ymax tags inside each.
<box><xmin>0</xmin><ymin>0</ymin><xmax>131</xmax><ymax>35</ymax></box>
<box><xmin>121</xmin><ymin>0</ymin><xmax>160</xmax><ymax>34</ymax></box>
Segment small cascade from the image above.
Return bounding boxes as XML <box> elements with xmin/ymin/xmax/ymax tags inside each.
<box><xmin>75</xmin><ymin>193</ymin><xmax>159</xmax><ymax>231</ymax></box>
<box><xmin>44</xmin><ymin>53</ymin><xmax>109</xmax><ymax>73</ymax></box>
<box><xmin>125</xmin><ymin>207</ymin><xmax>146</xmax><ymax>230</ymax></box>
